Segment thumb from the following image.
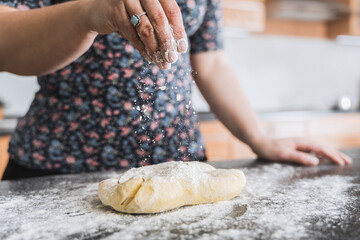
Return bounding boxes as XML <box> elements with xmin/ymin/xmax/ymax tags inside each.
<box><xmin>286</xmin><ymin>151</ymin><xmax>320</xmax><ymax>166</ymax></box>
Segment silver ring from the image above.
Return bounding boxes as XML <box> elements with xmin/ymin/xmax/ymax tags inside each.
<box><xmin>131</xmin><ymin>12</ymin><xmax>147</xmax><ymax>27</ymax></box>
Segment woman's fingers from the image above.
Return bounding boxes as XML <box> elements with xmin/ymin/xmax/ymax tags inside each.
<box><xmin>158</xmin><ymin>0</ymin><xmax>188</xmax><ymax>53</ymax></box>
<box><xmin>120</xmin><ymin>0</ymin><xmax>186</xmax><ymax>68</ymax></box>
<box><xmin>124</xmin><ymin>0</ymin><xmax>161</xmax><ymax>65</ymax></box>
<box><xmin>295</xmin><ymin>139</ymin><xmax>350</xmax><ymax>166</ymax></box>
<box><xmin>258</xmin><ymin>138</ymin><xmax>352</xmax><ymax>167</ymax></box>
<box><xmin>297</xmin><ymin>142</ymin><xmax>344</xmax><ymax>165</ymax></box>
<box><xmin>339</xmin><ymin>151</ymin><xmax>352</xmax><ymax>164</ymax></box>
<box><xmin>293</xmin><ymin>138</ymin><xmax>321</xmax><ymax>152</ymax></box>
<box><xmin>89</xmin><ymin>0</ymin><xmax>186</xmax><ymax>66</ymax></box>
<box><xmin>322</xmin><ymin>152</ymin><xmax>345</xmax><ymax>166</ymax></box>
<box><xmin>140</xmin><ymin>0</ymin><xmax>179</xmax><ymax>64</ymax></box>
<box><xmin>116</xmin><ymin>3</ymin><xmax>151</xmax><ymax>62</ymax></box>
<box><xmin>285</xmin><ymin>151</ymin><xmax>320</xmax><ymax>166</ymax></box>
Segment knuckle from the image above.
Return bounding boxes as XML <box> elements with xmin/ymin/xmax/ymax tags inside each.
<box><xmin>277</xmin><ymin>149</ymin><xmax>288</xmax><ymax>159</ymax></box>
<box><xmin>167</xmin><ymin>5</ymin><xmax>181</xmax><ymax>18</ymax></box>
<box><xmin>138</xmin><ymin>24</ymin><xmax>154</xmax><ymax>38</ymax></box>
<box><xmin>318</xmin><ymin>146</ymin><xmax>327</xmax><ymax>153</ymax></box>
<box><xmin>173</xmin><ymin>28</ymin><xmax>184</xmax><ymax>38</ymax></box>
<box><xmin>151</xmin><ymin>13</ymin><xmax>167</xmax><ymax>26</ymax></box>
<box><xmin>130</xmin><ymin>39</ymin><xmax>142</xmax><ymax>49</ymax></box>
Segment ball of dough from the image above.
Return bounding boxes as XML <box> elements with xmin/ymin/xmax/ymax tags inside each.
<box><xmin>98</xmin><ymin>161</ymin><xmax>246</xmax><ymax>214</ymax></box>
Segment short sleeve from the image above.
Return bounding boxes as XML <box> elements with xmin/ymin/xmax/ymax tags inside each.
<box><xmin>190</xmin><ymin>0</ymin><xmax>224</xmax><ymax>54</ymax></box>
<box><xmin>0</xmin><ymin>0</ymin><xmax>52</xmax><ymax>10</ymax></box>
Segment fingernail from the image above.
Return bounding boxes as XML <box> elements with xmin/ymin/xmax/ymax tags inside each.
<box><xmin>158</xmin><ymin>62</ymin><xmax>171</xmax><ymax>70</ymax></box>
<box><xmin>162</xmin><ymin>63</ymin><xmax>171</xmax><ymax>70</ymax></box>
<box><xmin>165</xmin><ymin>50</ymin><xmax>178</xmax><ymax>63</ymax></box>
<box><xmin>147</xmin><ymin>57</ymin><xmax>154</xmax><ymax>63</ymax></box>
<box><xmin>144</xmin><ymin>54</ymin><xmax>152</xmax><ymax>63</ymax></box>
<box><xmin>144</xmin><ymin>49</ymin><xmax>153</xmax><ymax>63</ymax></box>
<box><xmin>177</xmin><ymin>38</ymin><xmax>188</xmax><ymax>53</ymax></box>
<box><xmin>309</xmin><ymin>156</ymin><xmax>319</xmax><ymax>165</ymax></box>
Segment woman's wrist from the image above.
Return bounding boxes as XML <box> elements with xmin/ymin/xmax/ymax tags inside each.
<box><xmin>243</xmin><ymin>131</ymin><xmax>269</xmax><ymax>155</ymax></box>
<box><xmin>77</xmin><ymin>0</ymin><xmax>99</xmax><ymax>37</ymax></box>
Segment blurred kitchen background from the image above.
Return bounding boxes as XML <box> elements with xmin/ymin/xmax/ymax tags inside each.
<box><xmin>1</xmin><ymin>0</ymin><xmax>360</xmax><ymax>168</ymax></box>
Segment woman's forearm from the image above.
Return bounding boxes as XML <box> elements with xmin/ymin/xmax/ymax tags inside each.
<box><xmin>191</xmin><ymin>51</ymin><xmax>353</xmax><ymax>167</ymax></box>
<box><xmin>191</xmin><ymin>51</ymin><xmax>265</xmax><ymax>151</ymax></box>
<box><xmin>0</xmin><ymin>0</ymin><xmax>97</xmax><ymax>76</ymax></box>
<box><xmin>0</xmin><ymin>0</ymin><xmax>189</xmax><ymax>74</ymax></box>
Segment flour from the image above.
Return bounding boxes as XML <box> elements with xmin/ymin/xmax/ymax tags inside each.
<box><xmin>118</xmin><ymin>161</ymin><xmax>215</xmax><ymax>183</ymax></box>
<box><xmin>0</xmin><ymin>163</ymin><xmax>358</xmax><ymax>240</ymax></box>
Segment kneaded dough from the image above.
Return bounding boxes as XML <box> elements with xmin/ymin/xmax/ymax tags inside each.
<box><xmin>98</xmin><ymin>161</ymin><xmax>246</xmax><ymax>214</ymax></box>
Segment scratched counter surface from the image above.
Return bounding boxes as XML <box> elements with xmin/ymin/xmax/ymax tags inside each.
<box><xmin>1</xmin><ymin>149</ymin><xmax>360</xmax><ymax>240</ymax></box>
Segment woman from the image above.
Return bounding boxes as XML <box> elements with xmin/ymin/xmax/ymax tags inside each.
<box><xmin>0</xmin><ymin>0</ymin><xmax>351</xmax><ymax>180</ymax></box>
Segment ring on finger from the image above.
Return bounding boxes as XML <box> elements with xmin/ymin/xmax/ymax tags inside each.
<box><xmin>131</xmin><ymin>12</ymin><xmax>147</xmax><ymax>27</ymax></box>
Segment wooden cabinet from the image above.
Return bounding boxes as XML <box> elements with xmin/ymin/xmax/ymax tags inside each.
<box><xmin>328</xmin><ymin>0</ymin><xmax>360</xmax><ymax>38</ymax></box>
<box><xmin>253</xmin><ymin>0</ymin><xmax>360</xmax><ymax>39</ymax></box>
<box><xmin>0</xmin><ymin>107</ymin><xmax>4</xmax><ymax>119</ymax></box>
<box><xmin>0</xmin><ymin>135</ymin><xmax>11</xmax><ymax>179</ymax></box>
<box><xmin>262</xmin><ymin>19</ymin><xmax>329</xmax><ymax>38</ymax></box>
<box><xmin>223</xmin><ymin>0</ymin><xmax>266</xmax><ymax>32</ymax></box>
<box><xmin>222</xmin><ymin>0</ymin><xmax>360</xmax><ymax>39</ymax></box>
<box><xmin>199</xmin><ymin>121</ymin><xmax>256</xmax><ymax>161</ymax></box>
<box><xmin>200</xmin><ymin>113</ymin><xmax>360</xmax><ymax>161</ymax></box>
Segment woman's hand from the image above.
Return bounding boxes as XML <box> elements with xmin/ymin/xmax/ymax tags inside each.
<box><xmin>252</xmin><ymin>137</ymin><xmax>352</xmax><ymax>166</ymax></box>
<box><xmin>84</xmin><ymin>0</ymin><xmax>188</xmax><ymax>69</ymax></box>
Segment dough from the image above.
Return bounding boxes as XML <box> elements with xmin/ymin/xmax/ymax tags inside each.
<box><xmin>98</xmin><ymin>161</ymin><xmax>246</xmax><ymax>214</ymax></box>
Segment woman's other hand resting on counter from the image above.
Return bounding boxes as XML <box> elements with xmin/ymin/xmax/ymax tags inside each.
<box><xmin>253</xmin><ymin>137</ymin><xmax>352</xmax><ymax>166</ymax></box>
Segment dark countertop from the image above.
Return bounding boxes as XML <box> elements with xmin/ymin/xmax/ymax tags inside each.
<box><xmin>1</xmin><ymin>149</ymin><xmax>359</xmax><ymax>240</ymax></box>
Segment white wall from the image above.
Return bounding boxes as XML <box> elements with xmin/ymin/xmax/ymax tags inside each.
<box><xmin>1</xmin><ymin>34</ymin><xmax>360</xmax><ymax>116</ymax></box>
<box><xmin>193</xmin><ymin>35</ymin><xmax>360</xmax><ymax>112</ymax></box>
<box><xmin>0</xmin><ymin>72</ymin><xmax>38</xmax><ymax>116</ymax></box>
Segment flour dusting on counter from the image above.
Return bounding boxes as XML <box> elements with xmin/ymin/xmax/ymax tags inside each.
<box><xmin>0</xmin><ymin>163</ymin><xmax>358</xmax><ymax>240</ymax></box>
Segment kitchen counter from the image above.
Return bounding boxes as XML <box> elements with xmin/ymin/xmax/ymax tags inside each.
<box><xmin>0</xmin><ymin>129</ymin><xmax>13</xmax><ymax>137</ymax></box>
<box><xmin>1</xmin><ymin>149</ymin><xmax>359</xmax><ymax>240</ymax></box>
<box><xmin>0</xmin><ymin>118</ymin><xmax>17</xmax><ymax>137</ymax></box>
<box><xmin>198</xmin><ymin>110</ymin><xmax>360</xmax><ymax>122</ymax></box>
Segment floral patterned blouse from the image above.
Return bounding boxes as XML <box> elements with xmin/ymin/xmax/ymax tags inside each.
<box><xmin>2</xmin><ymin>0</ymin><xmax>224</xmax><ymax>173</ymax></box>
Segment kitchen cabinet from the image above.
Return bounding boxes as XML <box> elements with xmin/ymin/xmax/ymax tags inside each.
<box><xmin>200</xmin><ymin>112</ymin><xmax>360</xmax><ymax>161</ymax></box>
<box><xmin>259</xmin><ymin>0</ymin><xmax>360</xmax><ymax>39</ymax></box>
<box><xmin>223</xmin><ymin>0</ymin><xmax>265</xmax><ymax>32</ymax></box>
<box><xmin>261</xmin><ymin>19</ymin><xmax>329</xmax><ymax>38</ymax></box>
<box><xmin>328</xmin><ymin>0</ymin><xmax>360</xmax><ymax>38</ymax></box>
<box><xmin>0</xmin><ymin>135</ymin><xmax>11</xmax><ymax>179</ymax></box>
<box><xmin>199</xmin><ymin>121</ymin><xmax>256</xmax><ymax>161</ymax></box>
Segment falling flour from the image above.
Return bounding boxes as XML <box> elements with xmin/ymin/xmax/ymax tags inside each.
<box><xmin>0</xmin><ymin>163</ymin><xmax>358</xmax><ymax>240</ymax></box>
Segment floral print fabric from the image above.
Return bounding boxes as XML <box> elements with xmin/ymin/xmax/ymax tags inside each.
<box><xmin>2</xmin><ymin>0</ymin><xmax>224</xmax><ymax>173</ymax></box>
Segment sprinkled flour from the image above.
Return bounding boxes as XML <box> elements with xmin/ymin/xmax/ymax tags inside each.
<box><xmin>0</xmin><ymin>163</ymin><xmax>358</xmax><ymax>240</ymax></box>
<box><xmin>118</xmin><ymin>161</ymin><xmax>216</xmax><ymax>183</ymax></box>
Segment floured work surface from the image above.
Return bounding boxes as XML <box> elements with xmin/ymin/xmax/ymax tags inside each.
<box><xmin>1</xmin><ymin>149</ymin><xmax>360</xmax><ymax>240</ymax></box>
